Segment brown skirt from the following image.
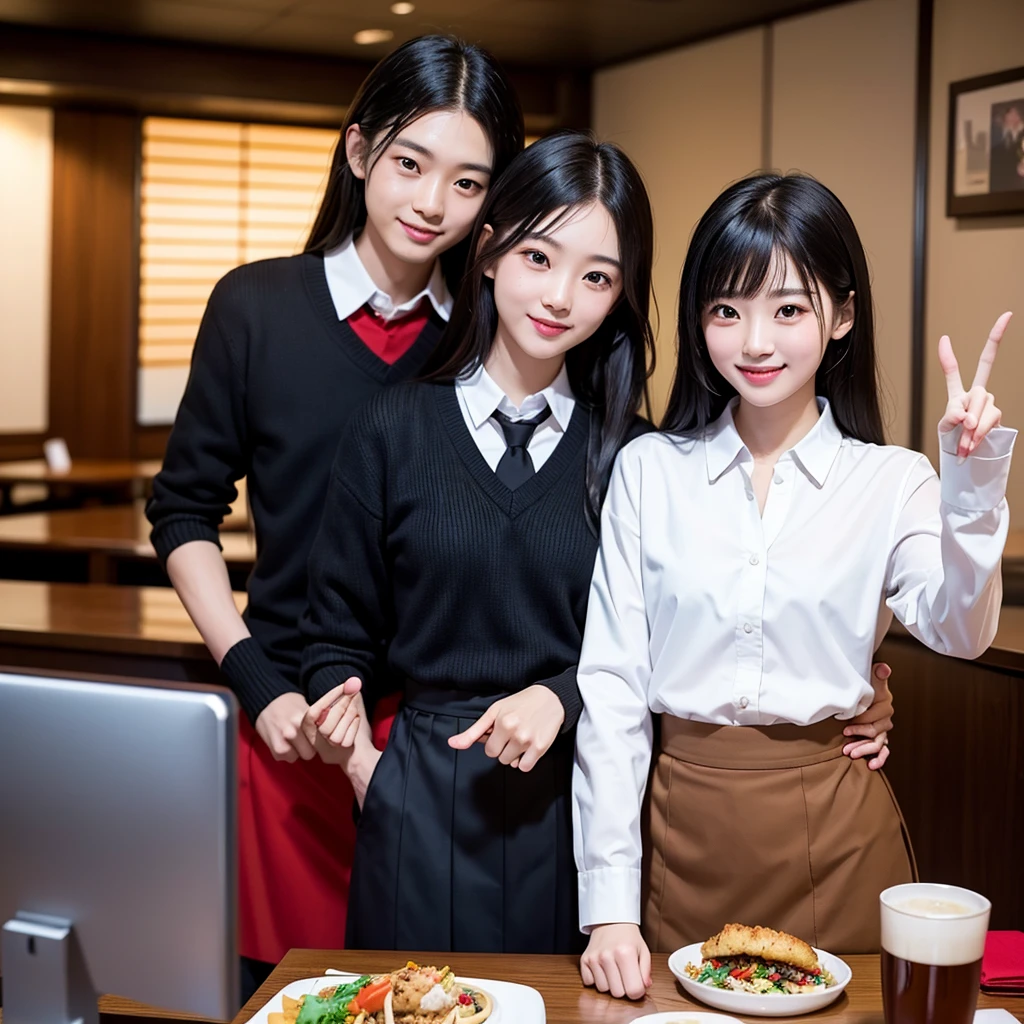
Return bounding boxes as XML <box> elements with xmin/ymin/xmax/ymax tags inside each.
<box><xmin>642</xmin><ymin>717</ymin><xmax>917</xmax><ymax>956</ymax></box>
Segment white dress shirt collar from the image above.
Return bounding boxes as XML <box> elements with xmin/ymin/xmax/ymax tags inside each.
<box><xmin>323</xmin><ymin>235</ymin><xmax>452</xmax><ymax>323</ymax></box>
<box><xmin>459</xmin><ymin>362</ymin><xmax>575</xmax><ymax>431</ymax></box>
<box><xmin>704</xmin><ymin>397</ymin><xmax>844</xmax><ymax>488</ymax></box>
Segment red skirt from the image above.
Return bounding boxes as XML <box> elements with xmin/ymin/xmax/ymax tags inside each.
<box><xmin>236</xmin><ymin>696</ymin><xmax>401</xmax><ymax>963</ymax></box>
<box><xmin>237</xmin><ymin>714</ymin><xmax>355</xmax><ymax>963</ymax></box>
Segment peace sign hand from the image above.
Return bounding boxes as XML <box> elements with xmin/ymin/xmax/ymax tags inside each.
<box><xmin>937</xmin><ymin>312</ymin><xmax>1012</xmax><ymax>458</ymax></box>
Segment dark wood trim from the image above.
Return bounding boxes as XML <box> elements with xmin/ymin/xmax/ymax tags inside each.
<box><xmin>760</xmin><ymin>23</ymin><xmax>774</xmax><ymax>170</ymax></box>
<box><xmin>0</xmin><ymin>434</ymin><xmax>46</xmax><ymax>461</ymax></box>
<box><xmin>48</xmin><ymin>110</ymin><xmax>140</xmax><ymax>459</ymax></box>
<box><xmin>946</xmin><ymin>65</ymin><xmax>1024</xmax><ymax>218</ymax></box>
<box><xmin>909</xmin><ymin>0</ymin><xmax>934</xmax><ymax>453</ymax></box>
<box><xmin>0</xmin><ymin>22</ymin><xmax>589</xmax><ymax>135</ymax></box>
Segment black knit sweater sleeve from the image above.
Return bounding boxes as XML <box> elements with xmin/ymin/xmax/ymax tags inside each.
<box><xmin>300</xmin><ymin>400</ymin><xmax>391</xmax><ymax>710</ymax></box>
<box><xmin>146</xmin><ymin>276</ymin><xmax>247</xmax><ymax>561</ymax></box>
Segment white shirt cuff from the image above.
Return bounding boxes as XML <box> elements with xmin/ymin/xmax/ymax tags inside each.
<box><xmin>938</xmin><ymin>426</ymin><xmax>1016</xmax><ymax>511</ymax></box>
<box><xmin>578</xmin><ymin>866</ymin><xmax>642</xmax><ymax>933</ymax></box>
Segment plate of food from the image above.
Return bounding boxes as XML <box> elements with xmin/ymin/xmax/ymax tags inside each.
<box><xmin>668</xmin><ymin>924</ymin><xmax>851</xmax><ymax>1017</ymax></box>
<box><xmin>245</xmin><ymin>961</ymin><xmax>545</xmax><ymax>1024</ymax></box>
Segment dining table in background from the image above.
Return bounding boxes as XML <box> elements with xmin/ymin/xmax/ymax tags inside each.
<box><xmin>0</xmin><ymin>500</ymin><xmax>254</xmax><ymax>587</ymax></box>
<box><xmin>0</xmin><ymin>578</ymin><xmax>245</xmax><ymax>683</ymax></box>
<box><xmin>0</xmin><ymin>458</ymin><xmax>163</xmax><ymax>512</ymax></box>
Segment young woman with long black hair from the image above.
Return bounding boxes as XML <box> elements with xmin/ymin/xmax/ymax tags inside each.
<box><xmin>573</xmin><ymin>173</ymin><xmax>1014</xmax><ymax>999</ymax></box>
<box><xmin>298</xmin><ymin>131</ymin><xmax>656</xmax><ymax>954</ymax></box>
<box><xmin>145</xmin><ymin>35</ymin><xmax>523</xmax><ymax>995</ymax></box>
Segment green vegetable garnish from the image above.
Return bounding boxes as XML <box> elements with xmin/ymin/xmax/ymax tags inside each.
<box><xmin>295</xmin><ymin>976</ymin><xmax>371</xmax><ymax>1024</ymax></box>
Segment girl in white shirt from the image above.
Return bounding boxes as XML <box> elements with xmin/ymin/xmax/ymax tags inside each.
<box><xmin>573</xmin><ymin>172</ymin><xmax>1014</xmax><ymax>998</ymax></box>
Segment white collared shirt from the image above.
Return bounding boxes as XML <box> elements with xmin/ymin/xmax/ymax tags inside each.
<box><xmin>323</xmin><ymin>236</ymin><xmax>452</xmax><ymax>323</ymax></box>
<box><xmin>572</xmin><ymin>399</ymin><xmax>1016</xmax><ymax>931</ymax></box>
<box><xmin>454</xmin><ymin>363</ymin><xmax>576</xmax><ymax>472</ymax></box>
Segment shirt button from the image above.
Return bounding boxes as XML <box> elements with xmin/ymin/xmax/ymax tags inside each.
<box><xmin>749</xmin><ymin>555</ymin><xmax>759</xmax><ymax>565</ymax></box>
<box><xmin>739</xmin><ymin>696</ymin><xmax>750</xmax><ymax>709</ymax></box>
<box><xmin>774</xmin><ymin>474</ymin><xmax>783</xmax><ymax>484</ymax></box>
<box><xmin>746</xmin><ymin>491</ymin><xmax>755</xmax><ymax>501</ymax></box>
<box><xmin>743</xmin><ymin>622</ymin><xmax>753</xmax><ymax>634</ymax></box>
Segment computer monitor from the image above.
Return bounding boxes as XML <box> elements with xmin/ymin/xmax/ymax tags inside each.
<box><xmin>0</xmin><ymin>669</ymin><xmax>238</xmax><ymax>1022</ymax></box>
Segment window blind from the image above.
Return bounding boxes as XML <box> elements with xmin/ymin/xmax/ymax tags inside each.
<box><xmin>138</xmin><ymin>117</ymin><xmax>337</xmax><ymax>371</ymax></box>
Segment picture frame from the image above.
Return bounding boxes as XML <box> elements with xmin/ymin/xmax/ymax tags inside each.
<box><xmin>947</xmin><ymin>65</ymin><xmax>1024</xmax><ymax>217</ymax></box>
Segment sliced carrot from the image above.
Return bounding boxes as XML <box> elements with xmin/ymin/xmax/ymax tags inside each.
<box><xmin>355</xmin><ymin>977</ymin><xmax>392</xmax><ymax>1013</ymax></box>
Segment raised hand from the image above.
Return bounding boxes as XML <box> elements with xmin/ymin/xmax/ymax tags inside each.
<box><xmin>937</xmin><ymin>312</ymin><xmax>1012</xmax><ymax>457</ymax></box>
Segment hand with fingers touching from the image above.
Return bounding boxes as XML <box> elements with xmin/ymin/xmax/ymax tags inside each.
<box><xmin>580</xmin><ymin>923</ymin><xmax>652</xmax><ymax>1001</ymax></box>
<box><xmin>254</xmin><ymin>692</ymin><xmax>318</xmax><ymax>763</ymax></box>
<box><xmin>303</xmin><ymin>678</ymin><xmax>381</xmax><ymax>808</ymax></box>
<box><xmin>447</xmin><ymin>684</ymin><xmax>565</xmax><ymax>772</ymax></box>
<box><xmin>843</xmin><ymin>662</ymin><xmax>894</xmax><ymax>770</ymax></box>
<box><xmin>303</xmin><ymin>677</ymin><xmax>366</xmax><ymax>749</ymax></box>
<box><xmin>937</xmin><ymin>312</ymin><xmax>1013</xmax><ymax>456</ymax></box>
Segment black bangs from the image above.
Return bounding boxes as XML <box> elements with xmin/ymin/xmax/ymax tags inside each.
<box><xmin>662</xmin><ymin>172</ymin><xmax>884</xmax><ymax>445</ymax></box>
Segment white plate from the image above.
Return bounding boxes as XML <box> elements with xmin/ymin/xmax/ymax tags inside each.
<box><xmin>629</xmin><ymin>1014</ymin><xmax>748</xmax><ymax>1024</ymax></box>
<box><xmin>244</xmin><ymin>971</ymin><xmax>545</xmax><ymax>1024</ymax></box>
<box><xmin>667</xmin><ymin>944</ymin><xmax>852</xmax><ymax>1017</ymax></box>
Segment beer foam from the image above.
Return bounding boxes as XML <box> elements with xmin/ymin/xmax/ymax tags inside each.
<box><xmin>880</xmin><ymin>884</ymin><xmax>989</xmax><ymax>966</ymax></box>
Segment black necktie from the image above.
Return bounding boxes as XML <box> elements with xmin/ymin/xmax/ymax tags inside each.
<box><xmin>492</xmin><ymin>407</ymin><xmax>550</xmax><ymax>490</ymax></box>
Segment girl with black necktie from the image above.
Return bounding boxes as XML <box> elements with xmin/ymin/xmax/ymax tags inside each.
<box><xmin>298</xmin><ymin>136</ymin><xmax>898</xmax><ymax>955</ymax></box>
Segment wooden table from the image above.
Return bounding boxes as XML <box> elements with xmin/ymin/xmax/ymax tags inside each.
<box><xmin>0</xmin><ymin>579</ymin><xmax>244</xmax><ymax>682</ymax></box>
<box><xmin>0</xmin><ymin>501</ymin><xmax>255</xmax><ymax>586</ymax></box>
<box><xmin>235</xmin><ymin>949</ymin><xmax>1024</xmax><ymax>1024</ymax></box>
<box><xmin>0</xmin><ymin>458</ymin><xmax>163</xmax><ymax>511</ymax></box>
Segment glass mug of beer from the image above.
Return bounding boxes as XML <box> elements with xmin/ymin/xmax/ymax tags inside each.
<box><xmin>880</xmin><ymin>883</ymin><xmax>991</xmax><ymax>1024</ymax></box>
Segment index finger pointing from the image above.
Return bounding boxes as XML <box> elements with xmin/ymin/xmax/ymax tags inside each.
<box><xmin>448</xmin><ymin>706</ymin><xmax>497</xmax><ymax>749</ymax></box>
<box><xmin>937</xmin><ymin>334</ymin><xmax>964</xmax><ymax>400</ymax></box>
<box><xmin>971</xmin><ymin>311</ymin><xmax>1013</xmax><ymax>390</ymax></box>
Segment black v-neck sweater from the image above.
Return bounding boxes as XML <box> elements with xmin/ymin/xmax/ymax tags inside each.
<box><xmin>146</xmin><ymin>252</ymin><xmax>445</xmax><ymax>721</ymax></box>
<box><xmin>300</xmin><ymin>381</ymin><xmax>650</xmax><ymax>729</ymax></box>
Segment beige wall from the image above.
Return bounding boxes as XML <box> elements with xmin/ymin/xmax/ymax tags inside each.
<box><xmin>594</xmin><ymin>3</ymin><xmax>920</xmax><ymax>438</ymax></box>
<box><xmin>0</xmin><ymin>105</ymin><xmax>52</xmax><ymax>434</ymax></box>
<box><xmin>593</xmin><ymin>30</ymin><xmax>766</xmax><ymax>416</ymax></box>
<box><xmin>925</xmin><ymin>0</ymin><xmax>1024</xmax><ymax>510</ymax></box>
<box><xmin>771</xmin><ymin>0</ymin><xmax>918</xmax><ymax>446</ymax></box>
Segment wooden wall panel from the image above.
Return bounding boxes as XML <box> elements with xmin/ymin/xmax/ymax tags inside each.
<box><xmin>878</xmin><ymin>634</ymin><xmax>1024</xmax><ymax>929</ymax></box>
<box><xmin>48</xmin><ymin>110</ymin><xmax>139</xmax><ymax>459</ymax></box>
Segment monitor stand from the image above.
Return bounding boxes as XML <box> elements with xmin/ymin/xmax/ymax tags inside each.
<box><xmin>2</xmin><ymin>912</ymin><xmax>98</xmax><ymax>1024</ymax></box>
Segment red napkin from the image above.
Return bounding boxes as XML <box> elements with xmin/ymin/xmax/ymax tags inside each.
<box><xmin>981</xmin><ymin>931</ymin><xmax>1024</xmax><ymax>994</ymax></box>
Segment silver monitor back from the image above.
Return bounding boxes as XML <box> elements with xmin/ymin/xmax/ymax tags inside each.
<box><xmin>0</xmin><ymin>670</ymin><xmax>238</xmax><ymax>1020</ymax></box>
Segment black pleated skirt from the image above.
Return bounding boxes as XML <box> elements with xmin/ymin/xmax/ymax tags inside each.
<box><xmin>345</xmin><ymin>684</ymin><xmax>581</xmax><ymax>954</ymax></box>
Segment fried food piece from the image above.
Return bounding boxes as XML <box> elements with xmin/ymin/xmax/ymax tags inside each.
<box><xmin>701</xmin><ymin>923</ymin><xmax>819</xmax><ymax>972</ymax></box>
<box><xmin>391</xmin><ymin>967</ymin><xmax>442</xmax><ymax>1013</ymax></box>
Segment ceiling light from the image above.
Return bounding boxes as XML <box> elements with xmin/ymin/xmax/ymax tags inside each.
<box><xmin>390</xmin><ymin>2</ymin><xmax>415</xmax><ymax>13</ymax></box>
<box><xmin>354</xmin><ymin>28</ymin><xmax>395</xmax><ymax>44</ymax></box>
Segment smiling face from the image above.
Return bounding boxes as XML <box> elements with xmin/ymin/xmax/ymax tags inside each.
<box><xmin>349</xmin><ymin>108</ymin><xmax>494</xmax><ymax>267</ymax></box>
<box><xmin>484</xmin><ymin>202</ymin><xmax>624</xmax><ymax>377</ymax></box>
<box><xmin>701</xmin><ymin>251</ymin><xmax>854</xmax><ymax>413</ymax></box>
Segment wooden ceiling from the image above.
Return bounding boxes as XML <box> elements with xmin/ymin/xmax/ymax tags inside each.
<box><xmin>0</xmin><ymin>0</ymin><xmax>844</xmax><ymax>68</ymax></box>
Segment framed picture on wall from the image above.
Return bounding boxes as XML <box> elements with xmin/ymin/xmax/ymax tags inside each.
<box><xmin>948</xmin><ymin>65</ymin><xmax>1024</xmax><ymax>216</ymax></box>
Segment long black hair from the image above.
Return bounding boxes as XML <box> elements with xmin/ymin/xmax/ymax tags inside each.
<box><xmin>662</xmin><ymin>173</ymin><xmax>885</xmax><ymax>445</ymax></box>
<box><xmin>424</xmin><ymin>130</ymin><xmax>655</xmax><ymax>531</ymax></box>
<box><xmin>304</xmin><ymin>35</ymin><xmax>524</xmax><ymax>294</ymax></box>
